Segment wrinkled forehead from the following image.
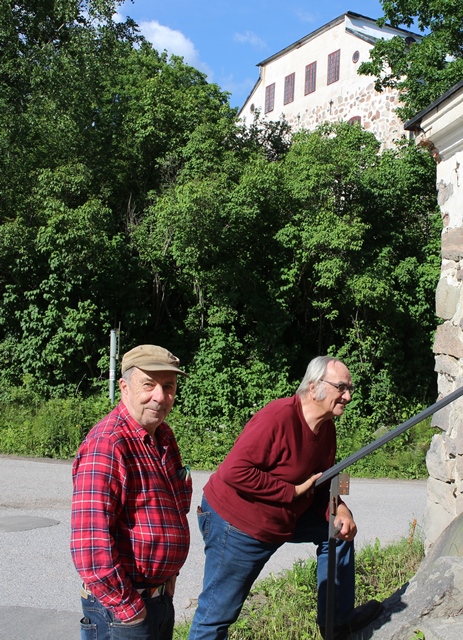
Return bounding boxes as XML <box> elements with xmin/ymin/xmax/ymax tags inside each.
<box><xmin>326</xmin><ymin>360</ymin><xmax>351</xmax><ymax>381</ymax></box>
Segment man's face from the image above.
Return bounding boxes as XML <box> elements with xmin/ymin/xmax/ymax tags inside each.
<box><xmin>315</xmin><ymin>360</ymin><xmax>353</xmax><ymax>418</ymax></box>
<box><xmin>119</xmin><ymin>368</ymin><xmax>177</xmax><ymax>436</ymax></box>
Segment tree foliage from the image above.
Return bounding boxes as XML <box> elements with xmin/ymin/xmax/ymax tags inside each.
<box><xmin>359</xmin><ymin>0</ymin><xmax>463</xmax><ymax>119</ymax></box>
<box><xmin>0</xmin><ymin>0</ymin><xmax>234</xmax><ymax>392</ymax></box>
<box><xmin>0</xmin><ymin>2</ymin><xmax>441</xmax><ymax>464</ymax></box>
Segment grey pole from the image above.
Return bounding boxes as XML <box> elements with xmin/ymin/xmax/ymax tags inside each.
<box><xmin>109</xmin><ymin>329</ymin><xmax>117</xmax><ymax>404</ymax></box>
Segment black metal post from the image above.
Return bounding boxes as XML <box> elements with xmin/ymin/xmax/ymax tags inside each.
<box><xmin>324</xmin><ymin>475</ymin><xmax>340</xmax><ymax>640</ymax></box>
<box><xmin>315</xmin><ymin>386</ymin><xmax>463</xmax><ymax>637</ymax></box>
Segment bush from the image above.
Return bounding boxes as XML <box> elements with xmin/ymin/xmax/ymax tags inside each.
<box><xmin>0</xmin><ymin>383</ymin><xmax>111</xmax><ymax>458</ymax></box>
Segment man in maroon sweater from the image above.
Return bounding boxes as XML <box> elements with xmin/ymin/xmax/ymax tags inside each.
<box><xmin>188</xmin><ymin>355</ymin><xmax>382</xmax><ymax>640</ymax></box>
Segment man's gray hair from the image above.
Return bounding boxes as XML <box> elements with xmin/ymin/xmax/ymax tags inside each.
<box><xmin>121</xmin><ymin>367</ymin><xmax>134</xmax><ymax>382</ymax></box>
<box><xmin>296</xmin><ymin>355</ymin><xmax>343</xmax><ymax>399</ymax></box>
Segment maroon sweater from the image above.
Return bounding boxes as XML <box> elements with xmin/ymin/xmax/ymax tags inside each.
<box><xmin>204</xmin><ymin>395</ymin><xmax>337</xmax><ymax>543</ymax></box>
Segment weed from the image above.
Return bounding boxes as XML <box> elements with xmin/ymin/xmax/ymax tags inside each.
<box><xmin>175</xmin><ymin>533</ymin><xmax>424</xmax><ymax>639</ymax></box>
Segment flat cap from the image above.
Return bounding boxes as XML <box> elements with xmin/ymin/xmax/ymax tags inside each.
<box><xmin>121</xmin><ymin>344</ymin><xmax>187</xmax><ymax>376</ymax></box>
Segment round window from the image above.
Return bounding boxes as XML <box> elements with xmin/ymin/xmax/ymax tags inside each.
<box><xmin>352</xmin><ymin>50</ymin><xmax>360</xmax><ymax>63</ymax></box>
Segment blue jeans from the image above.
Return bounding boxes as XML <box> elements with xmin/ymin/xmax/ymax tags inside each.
<box><xmin>188</xmin><ymin>495</ymin><xmax>355</xmax><ymax>640</ymax></box>
<box><xmin>80</xmin><ymin>589</ymin><xmax>174</xmax><ymax>640</ymax></box>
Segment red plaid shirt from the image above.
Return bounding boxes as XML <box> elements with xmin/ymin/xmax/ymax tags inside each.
<box><xmin>70</xmin><ymin>402</ymin><xmax>192</xmax><ymax>621</ymax></box>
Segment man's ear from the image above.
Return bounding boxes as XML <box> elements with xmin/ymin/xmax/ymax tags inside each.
<box><xmin>119</xmin><ymin>377</ymin><xmax>127</xmax><ymax>397</ymax></box>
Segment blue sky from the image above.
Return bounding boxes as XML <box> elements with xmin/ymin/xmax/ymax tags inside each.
<box><xmin>118</xmin><ymin>1</ymin><xmax>392</xmax><ymax>109</ymax></box>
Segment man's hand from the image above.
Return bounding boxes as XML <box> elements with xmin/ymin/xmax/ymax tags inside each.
<box><xmin>294</xmin><ymin>472</ymin><xmax>322</xmax><ymax>500</ymax></box>
<box><xmin>121</xmin><ymin>608</ymin><xmax>147</xmax><ymax>625</ymax></box>
<box><xmin>334</xmin><ymin>503</ymin><xmax>357</xmax><ymax>541</ymax></box>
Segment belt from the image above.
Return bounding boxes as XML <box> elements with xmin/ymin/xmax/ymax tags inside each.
<box><xmin>81</xmin><ymin>583</ymin><xmax>166</xmax><ymax>600</ymax></box>
<box><xmin>137</xmin><ymin>584</ymin><xmax>166</xmax><ymax>599</ymax></box>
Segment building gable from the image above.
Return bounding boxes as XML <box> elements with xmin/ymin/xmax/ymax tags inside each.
<box><xmin>240</xmin><ymin>11</ymin><xmax>420</xmax><ymax>148</ymax></box>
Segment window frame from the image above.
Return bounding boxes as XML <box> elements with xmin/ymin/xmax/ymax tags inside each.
<box><xmin>327</xmin><ymin>49</ymin><xmax>341</xmax><ymax>85</ymax></box>
<box><xmin>304</xmin><ymin>61</ymin><xmax>317</xmax><ymax>95</ymax></box>
<box><xmin>265</xmin><ymin>83</ymin><xmax>275</xmax><ymax>114</ymax></box>
<box><xmin>284</xmin><ymin>72</ymin><xmax>295</xmax><ymax>105</ymax></box>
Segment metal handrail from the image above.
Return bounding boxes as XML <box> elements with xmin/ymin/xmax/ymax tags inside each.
<box><xmin>317</xmin><ymin>385</ymin><xmax>463</xmax><ymax>640</ymax></box>
<box><xmin>315</xmin><ymin>385</ymin><xmax>463</xmax><ymax>490</ymax></box>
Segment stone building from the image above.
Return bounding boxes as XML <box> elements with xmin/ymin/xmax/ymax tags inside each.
<box><xmin>239</xmin><ymin>11</ymin><xmax>420</xmax><ymax>148</ymax></box>
<box><xmin>404</xmin><ymin>80</ymin><xmax>463</xmax><ymax>551</ymax></box>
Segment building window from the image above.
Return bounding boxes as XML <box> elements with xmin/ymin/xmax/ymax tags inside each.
<box><xmin>348</xmin><ymin>116</ymin><xmax>361</xmax><ymax>125</ymax></box>
<box><xmin>265</xmin><ymin>83</ymin><xmax>275</xmax><ymax>113</ymax></box>
<box><xmin>305</xmin><ymin>62</ymin><xmax>317</xmax><ymax>95</ymax></box>
<box><xmin>284</xmin><ymin>73</ymin><xmax>295</xmax><ymax>105</ymax></box>
<box><xmin>327</xmin><ymin>49</ymin><xmax>341</xmax><ymax>85</ymax></box>
<box><xmin>352</xmin><ymin>50</ymin><xmax>360</xmax><ymax>63</ymax></box>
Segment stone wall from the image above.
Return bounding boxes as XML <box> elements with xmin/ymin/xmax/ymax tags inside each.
<box><xmin>287</xmin><ymin>83</ymin><xmax>404</xmax><ymax>149</ymax></box>
<box><xmin>425</xmin><ymin>168</ymin><xmax>463</xmax><ymax>550</ymax></box>
<box><xmin>406</xmin><ymin>85</ymin><xmax>463</xmax><ymax>551</ymax></box>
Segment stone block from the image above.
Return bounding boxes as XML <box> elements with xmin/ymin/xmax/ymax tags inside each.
<box><xmin>417</xmin><ymin>617</ymin><xmax>463</xmax><ymax>640</ymax></box>
<box><xmin>433</xmin><ymin>323</ymin><xmax>463</xmax><ymax>358</ymax></box>
<box><xmin>437</xmin><ymin>179</ymin><xmax>454</xmax><ymax>206</ymax></box>
<box><xmin>423</xmin><ymin>501</ymin><xmax>454</xmax><ymax>549</ymax></box>
<box><xmin>442</xmin><ymin>227</ymin><xmax>463</xmax><ymax>261</ymax></box>
<box><xmin>427</xmin><ymin>475</ymin><xmax>455</xmax><ymax>506</ymax></box>
<box><xmin>431</xmin><ymin>404</ymin><xmax>450</xmax><ymax>430</ymax></box>
<box><xmin>427</xmin><ymin>435</ymin><xmax>455</xmax><ymax>481</ymax></box>
<box><xmin>435</xmin><ymin>278</ymin><xmax>461</xmax><ymax>319</ymax></box>
<box><xmin>434</xmin><ymin>354</ymin><xmax>460</xmax><ymax>377</ymax></box>
<box><xmin>441</xmin><ymin>260</ymin><xmax>456</xmax><ymax>273</ymax></box>
<box><xmin>437</xmin><ymin>375</ymin><xmax>455</xmax><ymax>397</ymax></box>
<box><xmin>452</xmin><ymin>390</ymin><xmax>463</xmax><ymax>414</ymax></box>
<box><xmin>445</xmin><ymin>435</ymin><xmax>457</xmax><ymax>458</ymax></box>
<box><xmin>455</xmin><ymin>491</ymin><xmax>463</xmax><ymax>513</ymax></box>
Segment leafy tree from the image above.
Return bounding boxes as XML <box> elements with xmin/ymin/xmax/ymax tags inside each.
<box><xmin>359</xmin><ymin>0</ymin><xmax>463</xmax><ymax>119</ymax></box>
<box><xmin>0</xmin><ymin>1</ymin><xmax>235</xmax><ymax>392</ymax></box>
<box><xmin>0</xmin><ymin>1</ymin><xmax>441</xmax><ymax>471</ymax></box>
<box><xmin>278</xmin><ymin>123</ymin><xmax>440</xmax><ymax>419</ymax></box>
<box><xmin>133</xmin><ymin>119</ymin><xmax>440</xmax><ymax>441</ymax></box>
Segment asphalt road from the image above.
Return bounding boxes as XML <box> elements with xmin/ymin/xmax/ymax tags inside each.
<box><xmin>0</xmin><ymin>455</ymin><xmax>427</xmax><ymax>640</ymax></box>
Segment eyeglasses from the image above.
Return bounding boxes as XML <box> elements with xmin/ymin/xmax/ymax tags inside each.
<box><xmin>321</xmin><ymin>379</ymin><xmax>356</xmax><ymax>395</ymax></box>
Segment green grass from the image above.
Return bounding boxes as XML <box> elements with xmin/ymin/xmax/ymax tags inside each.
<box><xmin>174</xmin><ymin>524</ymin><xmax>424</xmax><ymax>640</ymax></box>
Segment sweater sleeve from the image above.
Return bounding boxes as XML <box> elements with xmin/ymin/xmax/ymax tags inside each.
<box><xmin>217</xmin><ymin>407</ymin><xmax>296</xmax><ymax>505</ymax></box>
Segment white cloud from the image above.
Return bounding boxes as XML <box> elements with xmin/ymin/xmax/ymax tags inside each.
<box><xmin>295</xmin><ymin>10</ymin><xmax>318</xmax><ymax>24</ymax></box>
<box><xmin>114</xmin><ymin>12</ymin><xmax>212</xmax><ymax>78</ymax></box>
<box><xmin>233</xmin><ymin>31</ymin><xmax>267</xmax><ymax>50</ymax></box>
<box><xmin>138</xmin><ymin>20</ymin><xmax>213</xmax><ymax>78</ymax></box>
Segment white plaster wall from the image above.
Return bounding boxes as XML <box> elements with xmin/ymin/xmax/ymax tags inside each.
<box><xmin>437</xmin><ymin>150</ymin><xmax>463</xmax><ymax>229</ymax></box>
<box><xmin>240</xmin><ymin>15</ymin><xmax>413</xmax><ymax>148</ymax></box>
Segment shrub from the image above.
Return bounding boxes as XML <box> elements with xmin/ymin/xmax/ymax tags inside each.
<box><xmin>0</xmin><ymin>384</ymin><xmax>111</xmax><ymax>458</ymax></box>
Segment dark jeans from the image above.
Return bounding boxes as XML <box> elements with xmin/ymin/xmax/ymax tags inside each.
<box><xmin>80</xmin><ymin>590</ymin><xmax>174</xmax><ymax>640</ymax></box>
<box><xmin>188</xmin><ymin>495</ymin><xmax>355</xmax><ymax>640</ymax></box>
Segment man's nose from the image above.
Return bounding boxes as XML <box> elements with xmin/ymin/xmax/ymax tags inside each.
<box><xmin>151</xmin><ymin>384</ymin><xmax>165</xmax><ymax>403</ymax></box>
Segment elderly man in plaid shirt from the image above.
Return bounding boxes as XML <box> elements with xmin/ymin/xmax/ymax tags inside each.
<box><xmin>71</xmin><ymin>344</ymin><xmax>192</xmax><ymax>640</ymax></box>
